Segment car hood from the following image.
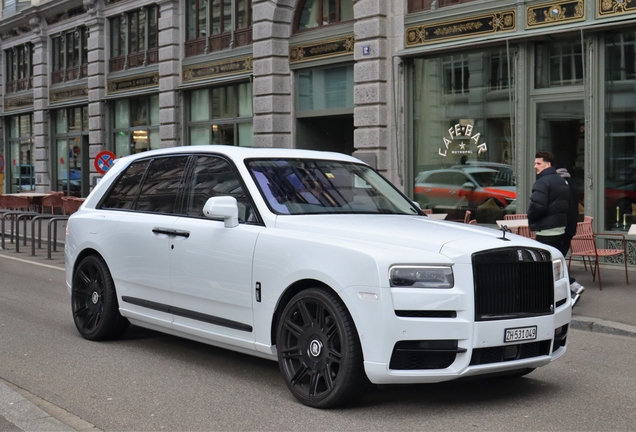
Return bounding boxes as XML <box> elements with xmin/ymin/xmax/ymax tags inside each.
<box><xmin>273</xmin><ymin>214</ymin><xmax>541</xmax><ymax>263</ymax></box>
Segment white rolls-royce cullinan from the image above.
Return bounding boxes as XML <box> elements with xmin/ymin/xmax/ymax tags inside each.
<box><xmin>65</xmin><ymin>146</ymin><xmax>571</xmax><ymax>408</ymax></box>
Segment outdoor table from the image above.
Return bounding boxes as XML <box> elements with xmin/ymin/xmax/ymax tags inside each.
<box><xmin>428</xmin><ymin>213</ymin><xmax>448</xmax><ymax>220</ymax></box>
<box><xmin>496</xmin><ymin>219</ymin><xmax>529</xmax><ymax>228</ymax></box>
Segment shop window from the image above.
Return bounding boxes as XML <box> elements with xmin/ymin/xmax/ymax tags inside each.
<box><xmin>54</xmin><ymin>107</ymin><xmax>88</xmax><ymax>196</ymax></box>
<box><xmin>109</xmin><ymin>5</ymin><xmax>159</xmax><ymax>72</ymax></box>
<box><xmin>4</xmin><ymin>43</ymin><xmax>33</xmax><ymax>93</ymax></box>
<box><xmin>185</xmin><ymin>0</ymin><xmax>252</xmax><ymax>57</ymax></box>
<box><xmin>51</xmin><ymin>27</ymin><xmax>88</xmax><ymax>84</ymax></box>
<box><xmin>604</xmin><ymin>29</ymin><xmax>636</xmax><ymax>231</ymax></box>
<box><xmin>187</xmin><ymin>82</ymin><xmax>253</xmax><ymax>146</ymax></box>
<box><xmin>295</xmin><ymin>0</ymin><xmax>353</xmax><ymax>32</ymax></box>
<box><xmin>7</xmin><ymin>114</ymin><xmax>34</xmax><ymax>193</ymax></box>
<box><xmin>411</xmin><ymin>48</ymin><xmax>517</xmax><ymax>225</ymax></box>
<box><xmin>535</xmin><ymin>37</ymin><xmax>583</xmax><ymax>89</ymax></box>
<box><xmin>112</xmin><ymin>94</ymin><xmax>160</xmax><ymax>156</ymax></box>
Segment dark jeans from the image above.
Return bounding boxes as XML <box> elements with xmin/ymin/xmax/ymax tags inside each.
<box><xmin>536</xmin><ymin>234</ymin><xmax>576</xmax><ymax>286</ymax></box>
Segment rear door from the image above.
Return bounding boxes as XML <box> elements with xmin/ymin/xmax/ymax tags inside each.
<box><xmin>111</xmin><ymin>156</ymin><xmax>189</xmax><ymax>327</ymax></box>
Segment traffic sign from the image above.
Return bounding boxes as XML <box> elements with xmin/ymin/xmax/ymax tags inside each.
<box><xmin>94</xmin><ymin>150</ymin><xmax>116</xmax><ymax>175</ymax></box>
<box><xmin>0</xmin><ymin>155</ymin><xmax>4</xmax><ymax>173</ymax></box>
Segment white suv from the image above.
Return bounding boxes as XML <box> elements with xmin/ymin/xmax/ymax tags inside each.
<box><xmin>65</xmin><ymin>145</ymin><xmax>572</xmax><ymax>408</ymax></box>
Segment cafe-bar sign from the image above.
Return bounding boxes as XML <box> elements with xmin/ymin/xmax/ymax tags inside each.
<box><xmin>438</xmin><ymin>123</ymin><xmax>487</xmax><ymax>157</ymax></box>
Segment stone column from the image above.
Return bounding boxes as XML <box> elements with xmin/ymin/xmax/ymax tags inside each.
<box><xmin>85</xmin><ymin>0</ymin><xmax>107</xmax><ymax>183</ymax></box>
<box><xmin>157</xmin><ymin>0</ymin><xmax>180</xmax><ymax>148</ymax></box>
<box><xmin>352</xmin><ymin>0</ymin><xmax>389</xmax><ymax>175</ymax></box>
<box><xmin>30</xmin><ymin>17</ymin><xmax>49</xmax><ymax>192</ymax></box>
<box><xmin>252</xmin><ymin>0</ymin><xmax>293</xmax><ymax>148</ymax></box>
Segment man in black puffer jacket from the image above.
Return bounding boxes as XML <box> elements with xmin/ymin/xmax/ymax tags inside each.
<box><xmin>527</xmin><ymin>151</ymin><xmax>571</xmax><ymax>250</ymax></box>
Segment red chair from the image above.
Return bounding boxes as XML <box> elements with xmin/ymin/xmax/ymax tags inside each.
<box><xmin>568</xmin><ymin>218</ymin><xmax>629</xmax><ymax>290</ymax></box>
<box><xmin>41</xmin><ymin>192</ymin><xmax>65</xmax><ymax>214</ymax></box>
<box><xmin>62</xmin><ymin>197</ymin><xmax>84</xmax><ymax>215</ymax></box>
<box><xmin>503</xmin><ymin>214</ymin><xmax>535</xmax><ymax>239</ymax></box>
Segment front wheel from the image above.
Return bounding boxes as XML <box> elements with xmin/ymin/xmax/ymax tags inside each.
<box><xmin>71</xmin><ymin>255</ymin><xmax>129</xmax><ymax>341</ymax></box>
<box><xmin>277</xmin><ymin>288</ymin><xmax>365</xmax><ymax>408</ymax></box>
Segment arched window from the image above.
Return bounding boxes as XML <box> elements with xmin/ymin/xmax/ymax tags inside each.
<box><xmin>295</xmin><ymin>0</ymin><xmax>354</xmax><ymax>32</ymax></box>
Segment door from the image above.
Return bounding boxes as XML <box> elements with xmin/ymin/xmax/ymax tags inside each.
<box><xmin>111</xmin><ymin>156</ymin><xmax>189</xmax><ymax>326</ymax></box>
<box><xmin>169</xmin><ymin>155</ymin><xmax>264</xmax><ymax>349</ymax></box>
<box><xmin>536</xmin><ymin>100</ymin><xmax>585</xmax><ymax>219</ymax></box>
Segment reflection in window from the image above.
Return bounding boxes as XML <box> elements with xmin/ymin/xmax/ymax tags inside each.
<box><xmin>535</xmin><ymin>37</ymin><xmax>583</xmax><ymax>88</ymax></box>
<box><xmin>297</xmin><ymin>65</ymin><xmax>354</xmax><ymax>113</ymax></box>
<box><xmin>296</xmin><ymin>0</ymin><xmax>354</xmax><ymax>31</ymax></box>
<box><xmin>7</xmin><ymin>114</ymin><xmax>34</xmax><ymax>193</ymax></box>
<box><xmin>443</xmin><ymin>56</ymin><xmax>469</xmax><ymax>95</ymax></box>
<box><xmin>136</xmin><ymin>157</ymin><xmax>188</xmax><ymax>214</ymax></box>
<box><xmin>412</xmin><ymin>48</ymin><xmax>516</xmax><ymax>224</ymax></box>
<box><xmin>604</xmin><ymin>29</ymin><xmax>636</xmax><ymax>230</ymax></box>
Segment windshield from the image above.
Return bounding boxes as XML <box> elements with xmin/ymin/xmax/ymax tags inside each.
<box><xmin>247</xmin><ymin>158</ymin><xmax>421</xmax><ymax>215</ymax></box>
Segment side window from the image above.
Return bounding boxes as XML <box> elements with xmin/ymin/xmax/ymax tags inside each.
<box><xmin>100</xmin><ymin>160</ymin><xmax>151</xmax><ymax>209</ymax></box>
<box><xmin>135</xmin><ymin>156</ymin><xmax>189</xmax><ymax>214</ymax></box>
<box><xmin>186</xmin><ymin>156</ymin><xmax>254</xmax><ymax>222</ymax></box>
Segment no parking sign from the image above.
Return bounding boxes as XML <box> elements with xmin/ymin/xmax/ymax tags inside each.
<box><xmin>94</xmin><ymin>151</ymin><xmax>116</xmax><ymax>175</ymax></box>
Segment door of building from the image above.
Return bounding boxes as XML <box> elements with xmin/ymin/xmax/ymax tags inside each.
<box><xmin>535</xmin><ymin>100</ymin><xmax>585</xmax><ymax>219</ymax></box>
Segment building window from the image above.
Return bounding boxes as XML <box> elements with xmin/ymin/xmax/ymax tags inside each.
<box><xmin>489</xmin><ymin>49</ymin><xmax>512</xmax><ymax>91</ymax></box>
<box><xmin>7</xmin><ymin>114</ymin><xmax>34</xmax><ymax>193</ymax></box>
<box><xmin>411</xmin><ymin>47</ymin><xmax>517</xmax><ymax>225</ymax></box>
<box><xmin>51</xmin><ymin>27</ymin><xmax>88</xmax><ymax>85</ymax></box>
<box><xmin>296</xmin><ymin>65</ymin><xmax>354</xmax><ymax>114</ymax></box>
<box><xmin>604</xmin><ymin>29</ymin><xmax>636</xmax><ymax>231</ymax></box>
<box><xmin>187</xmin><ymin>82</ymin><xmax>253</xmax><ymax>146</ymax></box>
<box><xmin>295</xmin><ymin>0</ymin><xmax>353</xmax><ymax>31</ymax></box>
<box><xmin>185</xmin><ymin>0</ymin><xmax>253</xmax><ymax>57</ymax></box>
<box><xmin>54</xmin><ymin>107</ymin><xmax>88</xmax><ymax>196</ymax></box>
<box><xmin>407</xmin><ymin>0</ymin><xmax>478</xmax><ymax>13</ymax></box>
<box><xmin>535</xmin><ymin>37</ymin><xmax>583</xmax><ymax>88</ymax></box>
<box><xmin>112</xmin><ymin>94</ymin><xmax>160</xmax><ymax>156</ymax></box>
<box><xmin>4</xmin><ymin>43</ymin><xmax>33</xmax><ymax>93</ymax></box>
<box><xmin>109</xmin><ymin>5</ymin><xmax>159</xmax><ymax>72</ymax></box>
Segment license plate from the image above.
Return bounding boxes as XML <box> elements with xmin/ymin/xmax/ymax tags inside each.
<box><xmin>504</xmin><ymin>326</ymin><xmax>537</xmax><ymax>343</ymax></box>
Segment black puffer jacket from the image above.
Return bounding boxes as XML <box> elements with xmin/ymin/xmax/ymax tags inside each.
<box><xmin>527</xmin><ymin>167</ymin><xmax>570</xmax><ymax>231</ymax></box>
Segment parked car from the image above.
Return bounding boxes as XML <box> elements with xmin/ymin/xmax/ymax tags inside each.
<box><xmin>414</xmin><ymin>165</ymin><xmax>516</xmax><ymax>211</ymax></box>
<box><xmin>65</xmin><ymin>146</ymin><xmax>571</xmax><ymax>408</ymax></box>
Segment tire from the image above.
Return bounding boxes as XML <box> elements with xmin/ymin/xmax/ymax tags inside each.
<box><xmin>71</xmin><ymin>255</ymin><xmax>129</xmax><ymax>341</ymax></box>
<box><xmin>277</xmin><ymin>288</ymin><xmax>365</xmax><ymax>408</ymax></box>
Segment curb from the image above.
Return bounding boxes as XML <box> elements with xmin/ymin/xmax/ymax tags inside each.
<box><xmin>570</xmin><ymin>315</ymin><xmax>636</xmax><ymax>338</ymax></box>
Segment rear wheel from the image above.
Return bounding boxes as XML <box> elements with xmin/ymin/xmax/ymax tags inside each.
<box><xmin>72</xmin><ymin>255</ymin><xmax>129</xmax><ymax>341</ymax></box>
<box><xmin>277</xmin><ymin>288</ymin><xmax>365</xmax><ymax>408</ymax></box>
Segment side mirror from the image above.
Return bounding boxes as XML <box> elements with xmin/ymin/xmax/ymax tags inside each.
<box><xmin>462</xmin><ymin>182</ymin><xmax>476</xmax><ymax>190</ymax></box>
<box><xmin>202</xmin><ymin>196</ymin><xmax>239</xmax><ymax>228</ymax></box>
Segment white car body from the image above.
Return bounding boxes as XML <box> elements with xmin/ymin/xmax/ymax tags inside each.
<box><xmin>65</xmin><ymin>146</ymin><xmax>571</xmax><ymax>407</ymax></box>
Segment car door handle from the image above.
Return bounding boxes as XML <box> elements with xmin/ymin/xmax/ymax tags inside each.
<box><xmin>152</xmin><ymin>228</ymin><xmax>190</xmax><ymax>238</ymax></box>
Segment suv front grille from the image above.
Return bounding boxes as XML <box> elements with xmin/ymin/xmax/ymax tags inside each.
<box><xmin>472</xmin><ymin>248</ymin><xmax>554</xmax><ymax>321</ymax></box>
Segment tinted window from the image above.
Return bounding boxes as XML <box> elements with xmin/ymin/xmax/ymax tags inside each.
<box><xmin>185</xmin><ymin>156</ymin><xmax>253</xmax><ymax>221</ymax></box>
<box><xmin>135</xmin><ymin>156</ymin><xmax>188</xmax><ymax>214</ymax></box>
<box><xmin>101</xmin><ymin>160</ymin><xmax>150</xmax><ymax>209</ymax></box>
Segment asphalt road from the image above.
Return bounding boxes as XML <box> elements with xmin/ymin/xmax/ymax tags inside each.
<box><xmin>1</xmin><ymin>255</ymin><xmax>636</xmax><ymax>431</ymax></box>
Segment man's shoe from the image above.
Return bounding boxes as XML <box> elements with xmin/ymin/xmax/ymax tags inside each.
<box><xmin>570</xmin><ymin>281</ymin><xmax>585</xmax><ymax>295</ymax></box>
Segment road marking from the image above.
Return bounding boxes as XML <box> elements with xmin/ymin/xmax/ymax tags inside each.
<box><xmin>0</xmin><ymin>253</ymin><xmax>64</xmax><ymax>271</ymax></box>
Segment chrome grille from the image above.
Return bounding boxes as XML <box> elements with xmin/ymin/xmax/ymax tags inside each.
<box><xmin>472</xmin><ymin>248</ymin><xmax>554</xmax><ymax>321</ymax></box>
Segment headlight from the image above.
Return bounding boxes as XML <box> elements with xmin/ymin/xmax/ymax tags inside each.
<box><xmin>389</xmin><ymin>266</ymin><xmax>454</xmax><ymax>288</ymax></box>
<box><xmin>553</xmin><ymin>258</ymin><xmax>567</xmax><ymax>282</ymax></box>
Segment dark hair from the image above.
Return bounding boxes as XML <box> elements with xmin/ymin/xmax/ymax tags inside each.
<box><xmin>535</xmin><ymin>151</ymin><xmax>555</xmax><ymax>165</ymax></box>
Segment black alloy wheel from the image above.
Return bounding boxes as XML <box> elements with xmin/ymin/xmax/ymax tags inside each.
<box><xmin>72</xmin><ymin>255</ymin><xmax>129</xmax><ymax>341</ymax></box>
<box><xmin>277</xmin><ymin>288</ymin><xmax>365</xmax><ymax>408</ymax></box>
